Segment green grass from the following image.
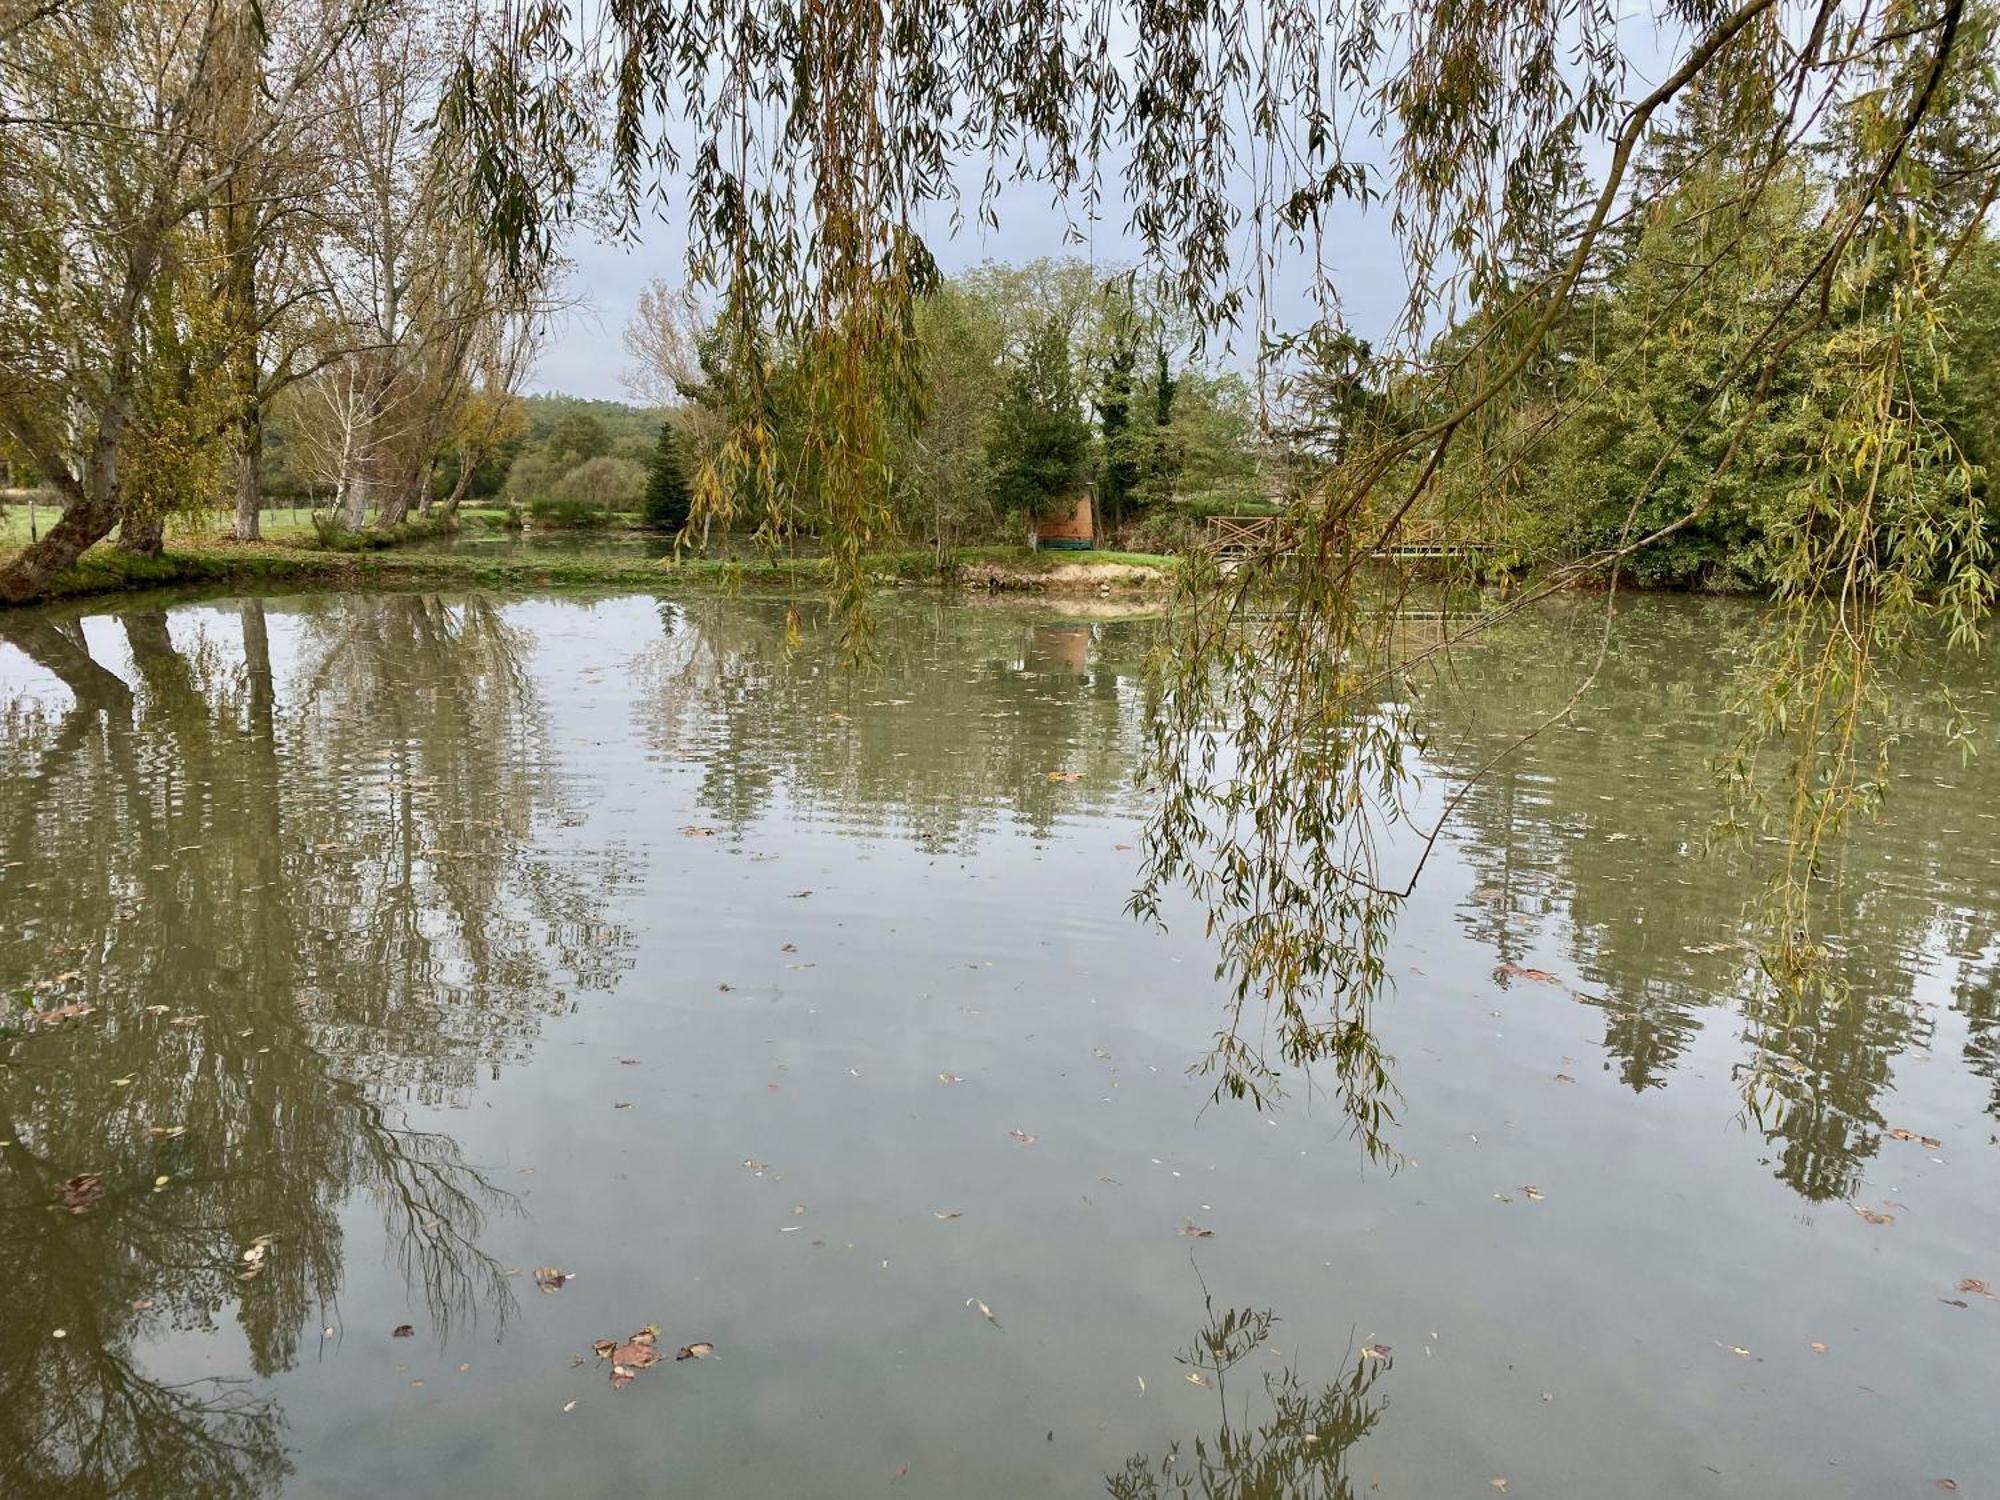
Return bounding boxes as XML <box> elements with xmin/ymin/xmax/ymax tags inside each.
<box><xmin>1</xmin><ymin>510</ymin><xmax>1173</xmax><ymax>608</ymax></box>
<box><xmin>957</xmin><ymin>545</ymin><xmax>1175</xmax><ymax>570</ymax></box>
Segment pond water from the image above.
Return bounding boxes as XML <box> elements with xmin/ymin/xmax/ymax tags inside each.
<box><xmin>1</xmin><ymin>589</ymin><xmax>1995</xmax><ymax>1498</ymax></box>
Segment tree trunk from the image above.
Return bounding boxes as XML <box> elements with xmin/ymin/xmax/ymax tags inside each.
<box><xmin>373</xmin><ymin>481</ymin><xmax>411</xmax><ymax>529</ymax></box>
<box><xmin>117</xmin><ymin>512</ymin><xmax>165</xmax><ymax>556</ymax></box>
<box><xmin>231</xmin><ymin>407</ymin><xmax>263</xmax><ymax>540</ymax></box>
<box><xmin>339</xmin><ymin>438</ymin><xmax>370</xmax><ymax>530</ymax></box>
<box><xmin>0</xmin><ymin>495</ymin><xmax>122</xmax><ymax>604</ymax></box>
<box><xmin>373</xmin><ymin>449</ymin><xmax>427</xmax><ymax>529</ymax></box>
<box><xmin>437</xmin><ymin>453</ymin><xmax>479</xmax><ymax>519</ymax></box>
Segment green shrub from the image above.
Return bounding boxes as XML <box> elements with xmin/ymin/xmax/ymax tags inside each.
<box><xmin>526</xmin><ymin>495</ymin><xmax>609</xmax><ymax>529</ymax></box>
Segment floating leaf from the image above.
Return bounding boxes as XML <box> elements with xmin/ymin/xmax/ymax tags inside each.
<box><xmin>1008</xmin><ymin>1130</ymin><xmax>1037</xmax><ymax>1147</ymax></box>
<box><xmin>933</xmin><ymin>1210</ymin><xmax>962</xmax><ymax>1220</ymax></box>
<box><xmin>680</xmin><ymin>825</ymin><xmax>718</xmax><ymax>837</ymax></box>
<box><xmin>1046</xmin><ymin>770</ymin><xmax>1084</xmax><ymax>784</ymax></box>
<box><xmin>1936</xmin><ymin>1482</ymin><xmax>1958</xmax><ymax>1494</ymax></box>
<box><xmin>1810</xmin><ymin>1342</ymin><xmax>1828</xmax><ymax>1354</ymax></box>
<box><xmin>58</xmin><ymin>1174</ymin><xmax>103</xmax><ymax>1214</ymax></box>
<box><xmin>1522</xmin><ymin>1185</ymin><xmax>1545</xmax><ymax>1202</ymax></box>
<box><xmin>1185</xmin><ymin>1371</ymin><xmax>1209</xmax><ymax>1387</ymax></box>
<box><xmin>392</xmin><ymin>1325</ymin><xmax>415</xmax><ymax>1338</ymax></box>
<box><xmin>1179</xmin><ymin>1222</ymin><xmax>1214</xmax><ymax>1238</ymax></box>
<box><xmin>1887</xmin><ymin>1127</ymin><xmax>1944</xmax><ymax>1149</ymax></box>
<box><xmin>966</xmin><ymin>1298</ymin><xmax>999</xmax><ymax>1326</ymax></box>
<box><xmin>938</xmin><ymin>1072</ymin><xmax>964</xmax><ymax>1084</ymax></box>
<box><xmin>596</xmin><ymin>1326</ymin><xmax>663</xmax><ymax>1387</ymax></box>
<box><xmin>675</xmin><ymin>1341</ymin><xmax>714</xmax><ymax>1361</ymax></box>
<box><xmin>33</xmin><ymin>1003</ymin><xmax>94</xmax><ymax>1025</ymax></box>
<box><xmin>1853</xmin><ymin>1205</ymin><xmax>1895</xmax><ymax>1226</ymax></box>
<box><xmin>1493</xmin><ymin>964</ymin><xmax>1557</xmax><ymax>983</ymax></box>
<box><xmin>1361</xmin><ymin>1343</ymin><xmax>1391</xmax><ymax>1361</ymax></box>
<box><xmin>1959</xmin><ymin>1278</ymin><xmax>1994</xmax><ymax>1299</ymax></box>
<box><xmin>534</xmin><ymin>1267</ymin><xmax>573</xmax><ymax>1293</ymax></box>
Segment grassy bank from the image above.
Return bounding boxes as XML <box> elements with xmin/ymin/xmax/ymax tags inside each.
<box><xmin>0</xmin><ymin>531</ymin><xmax>1176</xmax><ymax>609</ymax></box>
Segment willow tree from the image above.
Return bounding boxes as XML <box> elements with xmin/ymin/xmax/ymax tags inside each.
<box><xmin>363</xmin><ymin>1</ymin><xmax>2000</xmax><ymax>1135</ymax></box>
<box><xmin>0</xmin><ymin>0</ymin><xmax>373</xmax><ymax>595</ymax></box>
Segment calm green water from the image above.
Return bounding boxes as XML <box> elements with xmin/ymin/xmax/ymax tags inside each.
<box><xmin>2</xmin><ymin>590</ymin><xmax>1995</xmax><ymax>1498</ymax></box>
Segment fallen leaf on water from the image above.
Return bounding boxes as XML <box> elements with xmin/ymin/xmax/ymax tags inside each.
<box><xmin>675</xmin><ymin>1341</ymin><xmax>714</xmax><ymax>1361</ymax></box>
<box><xmin>1136</xmin><ymin>1376</ymin><xmax>1146</xmax><ymax>1393</ymax></box>
<box><xmin>1493</xmin><ymin>964</ymin><xmax>1558</xmax><ymax>983</ymax></box>
<box><xmin>1046</xmin><ymin>770</ymin><xmax>1084</xmax><ymax>783</ymax></box>
<box><xmin>33</xmin><ymin>1003</ymin><xmax>94</xmax><ymax>1025</ymax></box>
<box><xmin>59</xmin><ymin>1174</ymin><xmax>104</xmax><ymax>1214</ymax></box>
<box><xmin>1887</xmin><ymin>1127</ymin><xmax>1944</xmax><ymax>1149</ymax></box>
<box><xmin>1179</xmin><ymin>1223</ymin><xmax>1214</xmax><ymax>1238</ymax></box>
<box><xmin>1490</xmin><ymin>1480</ymin><xmax>1509</xmax><ymax>1492</ymax></box>
<box><xmin>1853</xmin><ymin>1205</ymin><xmax>1895</xmax><ymax>1226</ymax></box>
<box><xmin>966</xmin><ymin>1298</ymin><xmax>999</xmax><ymax>1326</ymax></box>
<box><xmin>1939</xmin><ymin>1299</ymin><xmax>1969</xmax><ymax>1309</ymax></box>
<box><xmin>743</xmin><ymin>1158</ymin><xmax>766</xmax><ymax>1173</ymax></box>
<box><xmin>1185</xmin><ymin>1371</ymin><xmax>1209</xmax><ymax>1387</ymax></box>
<box><xmin>788</xmin><ymin>889</ymin><xmax>813</xmax><ymax>899</ymax></box>
<box><xmin>680</xmin><ymin>825</ymin><xmax>718</xmax><ymax>837</ymax></box>
<box><xmin>562</xmin><ymin>1400</ymin><xmax>578</xmax><ymax>1413</ymax></box>
<box><xmin>597</xmin><ymin>1326</ymin><xmax>663</xmax><ymax>1387</ymax></box>
<box><xmin>1523</xmin><ymin>1185</ymin><xmax>1545</xmax><ymax>1202</ymax></box>
<box><xmin>938</xmin><ymin>1072</ymin><xmax>964</xmax><ymax>1084</ymax></box>
<box><xmin>933</xmin><ymin>1210</ymin><xmax>962</xmax><ymax>1220</ymax></box>
<box><xmin>1361</xmin><ymin>1344</ymin><xmax>1391</xmax><ymax>1361</ymax></box>
<box><xmin>893</xmin><ymin>1466</ymin><xmax>909</xmax><ymax>1482</ymax></box>
<box><xmin>1810</xmin><ymin>1342</ymin><xmax>1828</xmax><ymax>1354</ymax></box>
<box><xmin>613</xmin><ymin>1102</ymin><xmax>633</xmax><ymax>1110</ymax></box>
<box><xmin>534</xmin><ymin>1267</ymin><xmax>573</xmax><ymax>1293</ymax></box>
<box><xmin>1008</xmin><ymin>1130</ymin><xmax>1037</xmax><ymax>1147</ymax></box>
<box><xmin>392</xmin><ymin>1325</ymin><xmax>415</xmax><ymax>1338</ymax></box>
<box><xmin>1554</xmin><ymin>1073</ymin><xmax>1575</xmax><ymax>1084</ymax></box>
<box><xmin>1936</xmin><ymin>1482</ymin><xmax>1958</xmax><ymax>1494</ymax></box>
<box><xmin>1959</xmin><ymin>1278</ymin><xmax>1995</xmax><ymax>1298</ymax></box>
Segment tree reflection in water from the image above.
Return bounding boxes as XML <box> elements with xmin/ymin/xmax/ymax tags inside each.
<box><xmin>1107</xmin><ymin>1290</ymin><xmax>1390</xmax><ymax>1500</ymax></box>
<box><xmin>0</xmin><ymin>595</ymin><xmax>629</xmax><ymax>1498</ymax></box>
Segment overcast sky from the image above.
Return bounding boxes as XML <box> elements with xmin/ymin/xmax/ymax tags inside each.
<box><xmin>527</xmin><ymin>170</ymin><xmax>1411</xmax><ymax>403</ymax></box>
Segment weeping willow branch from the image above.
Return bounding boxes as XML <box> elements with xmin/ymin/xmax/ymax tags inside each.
<box><xmin>450</xmin><ymin>0</ymin><xmax>1999</xmax><ymax>1148</ymax></box>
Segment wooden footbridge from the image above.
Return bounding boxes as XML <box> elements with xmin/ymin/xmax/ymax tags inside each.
<box><xmin>1207</xmin><ymin>514</ymin><xmax>1499</xmax><ymax>565</ymax></box>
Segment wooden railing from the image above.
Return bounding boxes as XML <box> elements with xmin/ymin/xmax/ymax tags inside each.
<box><xmin>1206</xmin><ymin>514</ymin><xmax>1497</xmax><ymax>561</ymax></box>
